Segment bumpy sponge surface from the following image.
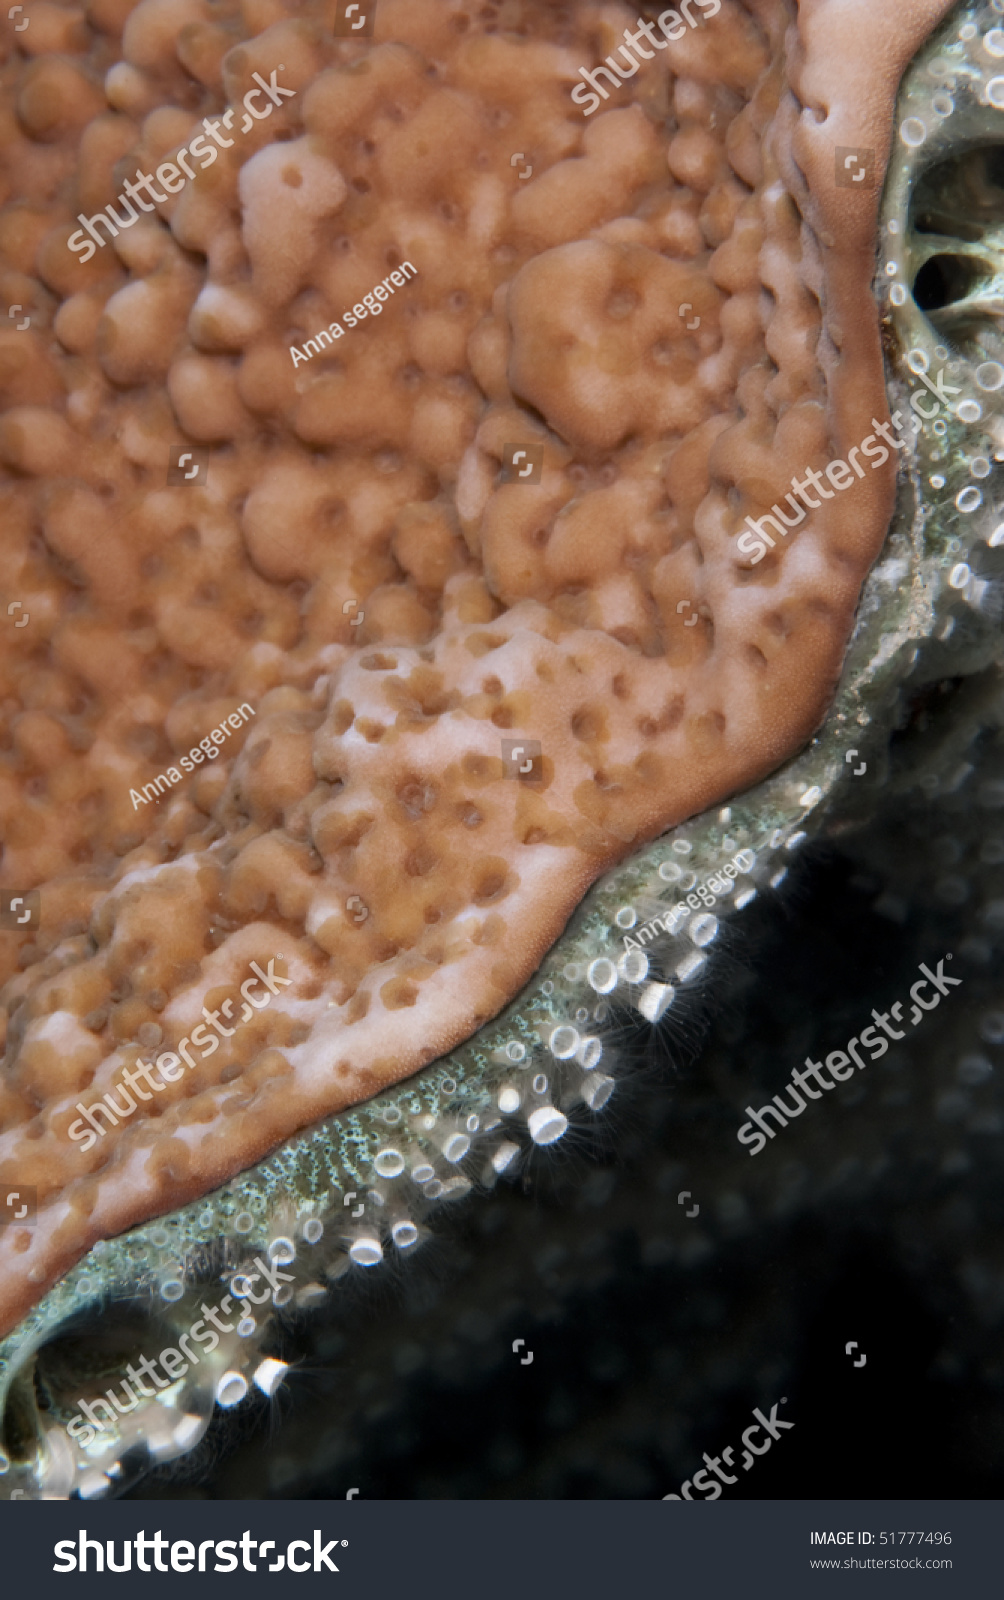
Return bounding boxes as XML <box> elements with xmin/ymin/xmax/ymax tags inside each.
<box><xmin>0</xmin><ymin>0</ymin><xmax>952</xmax><ymax>1339</ymax></box>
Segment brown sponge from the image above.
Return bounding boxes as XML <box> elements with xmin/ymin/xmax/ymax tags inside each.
<box><xmin>0</xmin><ymin>0</ymin><xmax>955</xmax><ymax>1339</ymax></box>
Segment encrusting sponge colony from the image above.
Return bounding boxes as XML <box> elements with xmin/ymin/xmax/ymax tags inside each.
<box><xmin>0</xmin><ymin>0</ymin><xmax>956</xmax><ymax>1341</ymax></box>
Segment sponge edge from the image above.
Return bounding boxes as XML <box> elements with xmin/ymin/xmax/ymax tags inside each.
<box><xmin>0</xmin><ymin>0</ymin><xmax>955</xmax><ymax>1342</ymax></box>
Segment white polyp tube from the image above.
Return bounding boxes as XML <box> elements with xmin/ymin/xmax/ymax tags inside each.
<box><xmin>618</xmin><ymin>949</ymin><xmax>649</xmax><ymax>983</ymax></box>
<box><xmin>689</xmin><ymin>914</ymin><xmax>718</xmax><ymax>947</ymax></box>
<box><xmin>527</xmin><ymin>1106</ymin><xmax>568</xmax><ymax>1145</ymax></box>
<box><xmin>638</xmin><ymin>982</ymin><xmax>674</xmax><ymax>1023</ymax></box>
<box><xmin>437</xmin><ymin>1131</ymin><xmax>470</xmax><ymax>1163</ymax></box>
<box><xmin>78</xmin><ymin>1469</ymin><xmax>112</xmax><ymax>1500</ymax></box>
<box><xmin>253</xmin><ymin>1357</ymin><xmax>288</xmax><ymax>1398</ymax></box>
<box><xmin>374</xmin><ymin>1148</ymin><xmax>405</xmax><ymax>1178</ymax></box>
<box><xmin>582</xmin><ymin>1072</ymin><xmax>615</xmax><ymax>1110</ymax></box>
<box><xmin>549</xmin><ymin>1025</ymin><xmax>579</xmax><ymax>1059</ymax></box>
<box><xmin>349</xmin><ymin>1235</ymin><xmax>383</xmax><ymax>1267</ymax></box>
<box><xmin>216</xmin><ymin>1371</ymin><xmax>248</xmax><ymax>1408</ymax></box>
<box><xmin>492</xmin><ymin>1140</ymin><xmax>520</xmax><ymax>1173</ymax></box>
<box><xmin>676</xmin><ymin>950</ymin><xmax>706</xmax><ymax>983</ymax></box>
<box><xmin>174</xmin><ymin>1414</ymin><xmax>207</xmax><ymax>1451</ymax></box>
<box><xmin>577</xmin><ymin>1036</ymin><xmax>603</xmax><ymax>1069</ymax></box>
<box><xmin>587</xmin><ymin>958</ymin><xmax>618</xmax><ymax>994</ymax></box>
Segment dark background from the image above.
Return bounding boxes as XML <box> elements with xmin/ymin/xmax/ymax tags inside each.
<box><xmin>128</xmin><ymin>817</ymin><xmax>1004</xmax><ymax>1501</ymax></box>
